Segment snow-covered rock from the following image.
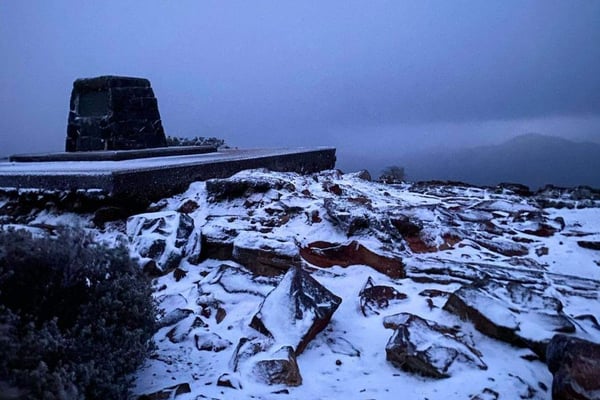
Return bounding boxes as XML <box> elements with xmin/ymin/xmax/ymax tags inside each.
<box><xmin>300</xmin><ymin>240</ymin><xmax>405</xmax><ymax>278</ymax></box>
<box><xmin>251</xmin><ymin>346</ymin><xmax>302</xmax><ymax>386</ymax></box>
<box><xmin>232</xmin><ymin>231</ymin><xmax>302</xmax><ymax>275</ymax></box>
<box><xmin>127</xmin><ymin>211</ymin><xmax>200</xmax><ymax>274</ymax></box>
<box><xmin>249</xmin><ymin>265</ymin><xmax>342</xmax><ymax>355</ymax></box>
<box><xmin>4</xmin><ymin>169</ymin><xmax>600</xmax><ymax>399</ymax></box>
<box><xmin>444</xmin><ymin>279</ymin><xmax>575</xmax><ymax>358</ymax></box>
<box><xmin>383</xmin><ymin>312</ymin><xmax>487</xmax><ymax>378</ymax></box>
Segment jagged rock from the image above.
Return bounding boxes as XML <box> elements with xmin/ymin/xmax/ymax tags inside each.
<box><xmin>204</xmin><ymin>264</ymin><xmax>277</xmax><ymax>297</ymax></box>
<box><xmin>165</xmin><ymin>313</ymin><xmax>198</xmax><ymax>343</ymax></box>
<box><xmin>325</xmin><ymin>336</ymin><xmax>361</xmax><ymax>357</ymax></box>
<box><xmin>173</xmin><ymin>267</ymin><xmax>187</xmax><ymax>281</ymax></box>
<box><xmin>230</xmin><ymin>336</ymin><xmax>274</xmax><ymax>372</ymax></box>
<box><xmin>137</xmin><ymin>383</ymin><xmax>191</xmax><ymax>400</ymax></box>
<box><xmin>196</xmin><ymin>297</ymin><xmax>227</xmax><ymax>325</ymax></box>
<box><xmin>206</xmin><ymin>173</ymin><xmax>294</xmax><ymax>202</ymax></box>
<box><xmin>194</xmin><ymin>332</ymin><xmax>232</xmax><ymax>352</ymax></box>
<box><xmin>177</xmin><ymin>199</ymin><xmax>199</xmax><ymax>214</ymax></box>
<box><xmin>323</xmin><ymin>197</ymin><xmax>371</xmax><ymax>236</ymax></box>
<box><xmin>250</xmin><ymin>266</ymin><xmax>342</xmax><ymax>355</ymax></box>
<box><xmin>353</xmin><ymin>169</ymin><xmax>372</xmax><ymax>181</ymax></box>
<box><xmin>391</xmin><ymin>214</ymin><xmax>422</xmax><ymax>237</ymax></box>
<box><xmin>443</xmin><ymin>279</ymin><xmax>575</xmax><ymax>359</ymax></box>
<box><xmin>383</xmin><ymin>313</ymin><xmax>487</xmax><ymax>378</ymax></box>
<box><xmin>142</xmin><ymin>260</ymin><xmax>162</xmax><ymax>277</ymax></box>
<box><xmin>251</xmin><ymin>346</ymin><xmax>302</xmax><ymax>386</ymax></box>
<box><xmin>457</xmin><ymin>209</ymin><xmax>495</xmax><ymax>223</ymax></box>
<box><xmin>157</xmin><ymin>308</ymin><xmax>194</xmax><ymax>329</ymax></box>
<box><xmin>578</xmin><ymin>241</ymin><xmax>600</xmax><ymax>251</ymax></box>
<box><xmin>232</xmin><ymin>232</ymin><xmax>302</xmax><ymax>275</ymax></box>
<box><xmin>472</xmin><ymin>237</ymin><xmax>529</xmax><ymax>257</ymax></box>
<box><xmin>322</xmin><ymin>181</ymin><xmax>343</xmax><ymax>195</ymax></box>
<box><xmin>217</xmin><ymin>373</ymin><xmax>242</xmax><ymax>389</ymax></box>
<box><xmin>359</xmin><ymin>277</ymin><xmax>407</xmax><ymax>316</ymax></box>
<box><xmin>404</xmin><ymin>233</ymin><xmax>462</xmax><ymax>253</ymax></box>
<box><xmin>93</xmin><ymin>206</ymin><xmax>131</xmax><ymax>226</ymax></box>
<box><xmin>546</xmin><ymin>334</ymin><xmax>600</xmax><ymax>400</ymax></box>
<box><xmin>300</xmin><ymin>240</ymin><xmax>405</xmax><ymax>279</ymax></box>
<box><xmin>469</xmin><ymin>388</ymin><xmax>500</xmax><ymax>400</ymax></box>
<box><xmin>127</xmin><ymin>211</ymin><xmax>200</xmax><ymax>273</ymax></box>
<box><xmin>322</xmin><ymin>197</ymin><xmax>406</xmax><ymax>242</ymax></box>
<box><xmin>200</xmin><ymin>222</ymin><xmax>236</xmax><ymax>261</ymax></box>
<box><xmin>497</xmin><ymin>182</ymin><xmax>532</xmax><ymax>197</ymax></box>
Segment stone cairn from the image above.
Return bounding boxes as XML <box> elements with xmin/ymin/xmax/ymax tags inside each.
<box><xmin>66</xmin><ymin>76</ymin><xmax>167</xmax><ymax>152</ymax></box>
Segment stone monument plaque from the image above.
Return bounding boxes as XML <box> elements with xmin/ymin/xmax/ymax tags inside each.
<box><xmin>66</xmin><ymin>76</ymin><xmax>167</xmax><ymax>151</ymax></box>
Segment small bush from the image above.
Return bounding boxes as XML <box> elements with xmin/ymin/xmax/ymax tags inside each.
<box><xmin>0</xmin><ymin>228</ymin><xmax>156</xmax><ymax>399</ymax></box>
<box><xmin>378</xmin><ymin>165</ymin><xmax>406</xmax><ymax>184</ymax></box>
<box><xmin>166</xmin><ymin>135</ymin><xmax>227</xmax><ymax>148</ymax></box>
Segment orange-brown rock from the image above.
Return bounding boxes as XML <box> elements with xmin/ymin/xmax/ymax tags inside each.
<box><xmin>404</xmin><ymin>234</ymin><xmax>461</xmax><ymax>254</ymax></box>
<box><xmin>300</xmin><ymin>240</ymin><xmax>405</xmax><ymax>279</ymax></box>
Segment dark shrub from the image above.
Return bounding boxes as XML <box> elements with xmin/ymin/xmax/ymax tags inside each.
<box><xmin>166</xmin><ymin>135</ymin><xmax>226</xmax><ymax>148</ymax></box>
<box><xmin>0</xmin><ymin>228</ymin><xmax>156</xmax><ymax>399</ymax></box>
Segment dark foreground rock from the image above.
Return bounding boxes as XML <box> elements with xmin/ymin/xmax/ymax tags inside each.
<box><xmin>250</xmin><ymin>266</ymin><xmax>342</xmax><ymax>355</ymax></box>
<box><xmin>206</xmin><ymin>174</ymin><xmax>295</xmax><ymax>201</ymax></box>
<box><xmin>383</xmin><ymin>313</ymin><xmax>487</xmax><ymax>378</ymax></box>
<box><xmin>546</xmin><ymin>334</ymin><xmax>600</xmax><ymax>400</ymax></box>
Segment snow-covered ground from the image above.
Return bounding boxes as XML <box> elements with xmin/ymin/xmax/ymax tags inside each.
<box><xmin>3</xmin><ymin>169</ymin><xmax>599</xmax><ymax>399</ymax></box>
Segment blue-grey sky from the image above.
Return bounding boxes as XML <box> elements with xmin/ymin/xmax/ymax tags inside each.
<box><xmin>1</xmin><ymin>1</ymin><xmax>599</xmax><ymax>172</ymax></box>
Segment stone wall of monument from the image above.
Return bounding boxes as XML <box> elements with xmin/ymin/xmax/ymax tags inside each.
<box><xmin>66</xmin><ymin>76</ymin><xmax>167</xmax><ymax>151</ymax></box>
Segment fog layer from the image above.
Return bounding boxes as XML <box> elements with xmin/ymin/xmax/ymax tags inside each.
<box><xmin>1</xmin><ymin>1</ymin><xmax>599</xmax><ymax>178</ymax></box>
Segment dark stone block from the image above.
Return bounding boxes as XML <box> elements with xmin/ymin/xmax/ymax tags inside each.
<box><xmin>66</xmin><ymin>75</ymin><xmax>167</xmax><ymax>152</ymax></box>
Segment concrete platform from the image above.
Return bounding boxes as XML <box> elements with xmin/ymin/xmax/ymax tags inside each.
<box><xmin>9</xmin><ymin>145</ymin><xmax>217</xmax><ymax>162</ymax></box>
<box><xmin>0</xmin><ymin>147</ymin><xmax>336</xmax><ymax>205</ymax></box>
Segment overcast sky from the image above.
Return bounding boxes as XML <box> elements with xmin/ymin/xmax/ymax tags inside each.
<box><xmin>1</xmin><ymin>1</ymin><xmax>599</xmax><ymax>172</ymax></box>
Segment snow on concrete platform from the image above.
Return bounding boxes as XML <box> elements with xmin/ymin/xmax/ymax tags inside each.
<box><xmin>8</xmin><ymin>145</ymin><xmax>217</xmax><ymax>162</ymax></box>
<box><xmin>0</xmin><ymin>147</ymin><xmax>336</xmax><ymax>204</ymax></box>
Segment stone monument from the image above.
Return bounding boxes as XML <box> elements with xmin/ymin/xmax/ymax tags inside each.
<box><xmin>1</xmin><ymin>75</ymin><xmax>336</xmax><ymax>207</ymax></box>
<box><xmin>65</xmin><ymin>76</ymin><xmax>167</xmax><ymax>151</ymax></box>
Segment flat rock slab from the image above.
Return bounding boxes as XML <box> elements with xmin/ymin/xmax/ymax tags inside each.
<box><xmin>0</xmin><ymin>147</ymin><xmax>336</xmax><ymax>206</ymax></box>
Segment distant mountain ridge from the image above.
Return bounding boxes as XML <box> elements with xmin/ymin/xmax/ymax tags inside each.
<box><xmin>402</xmin><ymin>133</ymin><xmax>600</xmax><ymax>189</ymax></box>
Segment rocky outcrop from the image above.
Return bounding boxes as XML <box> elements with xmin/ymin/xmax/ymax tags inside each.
<box><xmin>383</xmin><ymin>313</ymin><xmax>487</xmax><ymax>378</ymax></box>
<box><xmin>546</xmin><ymin>334</ymin><xmax>600</xmax><ymax>400</ymax></box>
<box><xmin>127</xmin><ymin>211</ymin><xmax>200</xmax><ymax>274</ymax></box>
<box><xmin>250</xmin><ymin>266</ymin><xmax>342</xmax><ymax>355</ymax></box>
<box><xmin>444</xmin><ymin>279</ymin><xmax>575</xmax><ymax>359</ymax></box>
<box><xmin>300</xmin><ymin>240</ymin><xmax>405</xmax><ymax>279</ymax></box>
<box><xmin>206</xmin><ymin>174</ymin><xmax>295</xmax><ymax>202</ymax></box>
